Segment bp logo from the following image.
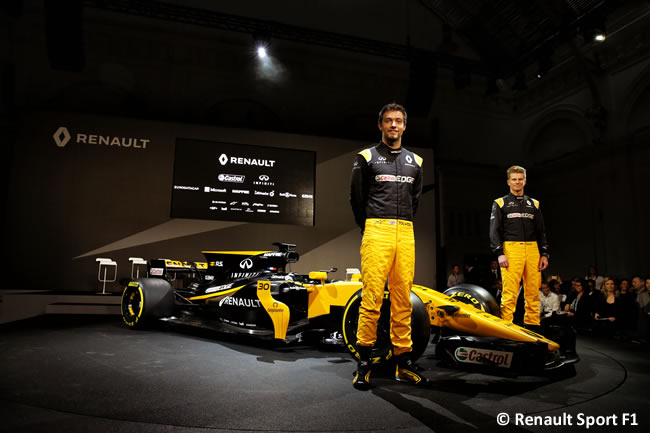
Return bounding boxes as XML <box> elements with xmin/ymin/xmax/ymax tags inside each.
<box><xmin>53</xmin><ymin>126</ymin><xmax>71</xmax><ymax>147</ymax></box>
<box><xmin>454</xmin><ymin>347</ymin><xmax>468</xmax><ymax>361</ymax></box>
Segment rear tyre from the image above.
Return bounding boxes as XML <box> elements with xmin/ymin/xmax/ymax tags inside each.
<box><xmin>444</xmin><ymin>284</ymin><xmax>500</xmax><ymax>316</ymax></box>
<box><xmin>342</xmin><ymin>289</ymin><xmax>431</xmax><ymax>364</ymax></box>
<box><xmin>121</xmin><ymin>278</ymin><xmax>174</xmax><ymax>329</ymax></box>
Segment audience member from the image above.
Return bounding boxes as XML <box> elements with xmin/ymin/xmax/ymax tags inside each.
<box><xmin>585</xmin><ymin>277</ymin><xmax>603</xmax><ymax>311</ymax></box>
<box><xmin>548</xmin><ymin>279</ymin><xmax>566</xmax><ymax>308</ymax></box>
<box><xmin>585</xmin><ymin>265</ymin><xmax>604</xmax><ymax>291</ymax></box>
<box><xmin>618</xmin><ymin>278</ymin><xmax>630</xmax><ymax>296</ymax></box>
<box><xmin>564</xmin><ymin>279</ymin><xmax>593</xmax><ymax>331</ymax></box>
<box><xmin>539</xmin><ymin>282</ymin><xmax>561</xmax><ymax>323</ymax></box>
<box><xmin>594</xmin><ymin>278</ymin><xmax>620</xmax><ymax>336</ymax></box>
<box><xmin>447</xmin><ymin>264</ymin><xmax>464</xmax><ymax>288</ymax></box>
<box><xmin>487</xmin><ymin>259</ymin><xmax>502</xmax><ymax>298</ymax></box>
<box><xmin>632</xmin><ymin>276</ymin><xmax>650</xmax><ymax>339</ymax></box>
<box><xmin>464</xmin><ymin>261</ymin><xmax>479</xmax><ymax>286</ymax></box>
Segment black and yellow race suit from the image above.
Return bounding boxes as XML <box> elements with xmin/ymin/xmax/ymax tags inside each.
<box><xmin>489</xmin><ymin>193</ymin><xmax>549</xmax><ymax>325</ymax></box>
<box><xmin>349</xmin><ymin>142</ymin><xmax>423</xmax><ymax>356</ymax></box>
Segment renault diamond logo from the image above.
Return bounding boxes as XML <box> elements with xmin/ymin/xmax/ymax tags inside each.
<box><xmin>219</xmin><ymin>154</ymin><xmax>228</xmax><ymax>165</ymax></box>
<box><xmin>53</xmin><ymin>127</ymin><xmax>71</xmax><ymax>147</ymax></box>
<box><xmin>240</xmin><ymin>258</ymin><xmax>254</xmax><ymax>269</ymax></box>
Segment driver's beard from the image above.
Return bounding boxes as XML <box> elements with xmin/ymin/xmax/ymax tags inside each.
<box><xmin>384</xmin><ymin>134</ymin><xmax>400</xmax><ymax>145</ymax></box>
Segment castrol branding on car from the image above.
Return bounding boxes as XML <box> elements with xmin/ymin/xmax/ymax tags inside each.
<box><xmin>454</xmin><ymin>347</ymin><xmax>513</xmax><ymax>368</ymax></box>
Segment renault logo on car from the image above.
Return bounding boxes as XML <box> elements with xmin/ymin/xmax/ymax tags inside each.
<box><xmin>240</xmin><ymin>258</ymin><xmax>254</xmax><ymax>269</ymax></box>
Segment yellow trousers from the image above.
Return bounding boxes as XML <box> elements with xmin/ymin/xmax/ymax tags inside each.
<box><xmin>357</xmin><ymin>218</ymin><xmax>414</xmax><ymax>356</ymax></box>
<box><xmin>500</xmin><ymin>241</ymin><xmax>541</xmax><ymax>325</ymax></box>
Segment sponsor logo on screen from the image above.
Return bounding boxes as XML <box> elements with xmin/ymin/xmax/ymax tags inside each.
<box><xmin>231</xmin><ymin>189</ymin><xmax>250</xmax><ymax>194</ymax></box>
<box><xmin>253</xmin><ymin>174</ymin><xmax>275</xmax><ymax>186</ymax></box>
<box><xmin>218</xmin><ymin>153</ymin><xmax>276</xmax><ymax>167</ymax></box>
<box><xmin>218</xmin><ymin>174</ymin><xmax>245</xmax><ymax>183</ymax></box>
<box><xmin>254</xmin><ymin>190</ymin><xmax>275</xmax><ymax>197</ymax></box>
<box><xmin>301</xmin><ymin>194</ymin><xmax>313</xmax><ymax>199</ymax></box>
<box><xmin>454</xmin><ymin>347</ymin><xmax>513</xmax><ymax>368</ymax></box>
<box><xmin>53</xmin><ymin>126</ymin><xmax>150</xmax><ymax>149</ymax></box>
<box><xmin>174</xmin><ymin>185</ymin><xmax>199</xmax><ymax>191</ymax></box>
<box><xmin>280</xmin><ymin>192</ymin><xmax>296</xmax><ymax>198</ymax></box>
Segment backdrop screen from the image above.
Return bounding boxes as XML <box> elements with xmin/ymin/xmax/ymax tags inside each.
<box><xmin>171</xmin><ymin>140</ymin><xmax>315</xmax><ymax>226</ymax></box>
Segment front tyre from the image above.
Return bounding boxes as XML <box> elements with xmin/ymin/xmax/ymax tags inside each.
<box><xmin>444</xmin><ymin>284</ymin><xmax>500</xmax><ymax>316</ymax></box>
<box><xmin>342</xmin><ymin>289</ymin><xmax>431</xmax><ymax>364</ymax></box>
<box><xmin>121</xmin><ymin>278</ymin><xmax>174</xmax><ymax>329</ymax></box>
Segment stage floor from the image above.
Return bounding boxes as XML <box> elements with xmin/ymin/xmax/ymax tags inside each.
<box><xmin>1</xmin><ymin>315</ymin><xmax>648</xmax><ymax>433</ymax></box>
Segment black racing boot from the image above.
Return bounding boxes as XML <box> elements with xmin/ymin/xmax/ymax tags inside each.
<box><xmin>352</xmin><ymin>345</ymin><xmax>372</xmax><ymax>391</ymax></box>
<box><xmin>395</xmin><ymin>352</ymin><xmax>432</xmax><ymax>386</ymax></box>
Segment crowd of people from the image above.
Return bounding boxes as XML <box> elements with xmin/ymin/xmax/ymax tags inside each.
<box><xmin>447</xmin><ymin>264</ymin><xmax>650</xmax><ymax>342</ymax></box>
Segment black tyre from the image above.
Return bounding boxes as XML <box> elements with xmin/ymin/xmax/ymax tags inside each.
<box><xmin>121</xmin><ymin>278</ymin><xmax>174</xmax><ymax>329</ymax></box>
<box><xmin>443</xmin><ymin>284</ymin><xmax>500</xmax><ymax>316</ymax></box>
<box><xmin>342</xmin><ymin>289</ymin><xmax>431</xmax><ymax>364</ymax></box>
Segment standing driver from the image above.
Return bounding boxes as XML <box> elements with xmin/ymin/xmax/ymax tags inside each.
<box><xmin>489</xmin><ymin>165</ymin><xmax>549</xmax><ymax>330</ymax></box>
<box><xmin>349</xmin><ymin>102</ymin><xmax>429</xmax><ymax>390</ymax></box>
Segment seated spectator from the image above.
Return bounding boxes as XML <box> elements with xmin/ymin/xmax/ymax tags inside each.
<box><xmin>487</xmin><ymin>259</ymin><xmax>501</xmax><ymax>298</ymax></box>
<box><xmin>447</xmin><ymin>264</ymin><xmax>464</xmax><ymax>288</ymax></box>
<box><xmin>594</xmin><ymin>278</ymin><xmax>620</xmax><ymax>337</ymax></box>
<box><xmin>539</xmin><ymin>282</ymin><xmax>561</xmax><ymax>323</ymax></box>
<box><xmin>618</xmin><ymin>278</ymin><xmax>630</xmax><ymax>296</ymax></box>
<box><xmin>548</xmin><ymin>279</ymin><xmax>566</xmax><ymax>309</ymax></box>
<box><xmin>586</xmin><ymin>277</ymin><xmax>603</xmax><ymax>310</ymax></box>
<box><xmin>632</xmin><ymin>276</ymin><xmax>650</xmax><ymax>340</ymax></box>
<box><xmin>618</xmin><ymin>277</ymin><xmax>639</xmax><ymax>337</ymax></box>
<box><xmin>564</xmin><ymin>279</ymin><xmax>594</xmax><ymax>332</ymax></box>
<box><xmin>585</xmin><ymin>265</ymin><xmax>604</xmax><ymax>291</ymax></box>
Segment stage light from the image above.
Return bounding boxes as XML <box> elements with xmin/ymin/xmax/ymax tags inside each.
<box><xmin>252</xmin><ymin>32</ymin><xmax>271</xmax><ymax>59</ymax></box>
<box><xmin>593</xmin><ymin>31</ymin><xmax>607</xmax><ymax>42</ymax></box>
<box><xmin>536</xmin><ymin>53</ymin><xmax>552</xmax><ymax>79</ymax></box>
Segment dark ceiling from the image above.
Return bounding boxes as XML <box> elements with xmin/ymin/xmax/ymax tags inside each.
<box><xmin>80</xmin><ymin>0</ymin><xmax>623</xmax><ymax>79</ymax></box>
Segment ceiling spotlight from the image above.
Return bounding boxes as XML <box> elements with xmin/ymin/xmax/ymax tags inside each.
<box><xmin>252</xmin><ymin>31</ymin><xmax>272</xmax><ymax>59</ymax></box>
<box><xmin>593</xmin><ymin>31</ymin><xmax>607</xmax><ymax>42</ymax></box>
<box><xmin>536</xmin><ymin>52</ymin><xmax>552</xmax><ymax>79</ymax></box>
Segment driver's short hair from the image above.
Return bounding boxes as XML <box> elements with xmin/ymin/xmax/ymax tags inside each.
<box><xmin>506</xmin><ymin>165</ymin><xmax>526</xmax><ymax>179</ymax></box>
<box><xmin>378</xmin><ymin>102</ymin><xmax>407</xmax><ymax>125</ymax></box>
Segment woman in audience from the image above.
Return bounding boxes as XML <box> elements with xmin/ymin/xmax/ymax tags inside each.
<box><xmin>617</xmin><ymin>278</ymin><xmax>630</xmax><ymax>297</ymax></box>
<box><xmin>594</xmin><ymin>278</ymin><xmax>620</xmax><ymax>336</ymax></box>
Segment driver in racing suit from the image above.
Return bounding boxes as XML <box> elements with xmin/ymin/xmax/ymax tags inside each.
<box><xmin>349</xmin><ymin>102</ymin><xmax>430</xmax><ymax>390</ymax></box>
<box><xmin>489</xmin><ymin>165</ymin><xmax>549</xmax><ymax>330</ymax></box>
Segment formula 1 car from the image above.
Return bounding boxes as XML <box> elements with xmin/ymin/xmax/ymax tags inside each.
<box><xmin>121</xmin><ymin>242</ymin><xmax>578</xmax><ymax>375</ymax></box>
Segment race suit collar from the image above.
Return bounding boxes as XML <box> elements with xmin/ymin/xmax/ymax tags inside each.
<box><xmin>508</xmin><ymin>192</ymin><xmax>526</xmax><ymax>200</ymax></box>
<box><xmin>377</xmin><ymin>141</ymin><xmax>402</xmax><ymax>154</ymax></box>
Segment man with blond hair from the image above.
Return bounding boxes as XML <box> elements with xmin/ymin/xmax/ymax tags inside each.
<box><xmin>489</xmin><ymin>165</ymin><xmax>549</xmax><ymax>330</ymax></box>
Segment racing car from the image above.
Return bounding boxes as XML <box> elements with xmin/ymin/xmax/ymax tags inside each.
<box><xmin>121</xmin><ymin>242</ymin><xmax>578</xmax><ymax>375</ymax></box>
